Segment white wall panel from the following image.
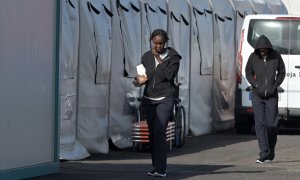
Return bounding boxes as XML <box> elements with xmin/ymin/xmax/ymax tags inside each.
<box><xmin>0</xmin><ymin>0</ymin><xmax>59</xmax><ymax>175</ymax></box>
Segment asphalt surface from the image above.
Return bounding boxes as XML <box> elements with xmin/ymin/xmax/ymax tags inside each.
<box><xmin>30</xmin><ymin>130</ymin><xmax>300</xmax><ymax>180</ymax></box>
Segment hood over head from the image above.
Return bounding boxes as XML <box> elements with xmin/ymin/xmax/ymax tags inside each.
<box><xmin>255</xmin><ymin>35</ymin><xmax>273</xmax><ymax>52</ymax></box>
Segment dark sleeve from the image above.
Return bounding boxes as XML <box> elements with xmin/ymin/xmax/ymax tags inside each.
<box><xmin>156</xmin><ymin>56</ymin><xmax>180</xmax><ymax>81</ymax></box>
<box><xmin>141</xmin><ymin>53</ymin><xmax>146</xmax><ymax>67</ymax></box>
<box><xmin>274</xmin><ymin>54</ymin><xmax>286</xmax><ymax>87</ymax></box>
<box><xmin>141</xmin><ymin>52</ymin><xmax>152</xmax><ymax>83</ymax></box>
<box><xmin>245</xmin><ymin>54</ymin><xmax>258</xmax><ymax>88</ymax></box>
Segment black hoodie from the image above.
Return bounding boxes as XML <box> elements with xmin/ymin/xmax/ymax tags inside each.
<box><xmin>245</xmin><ymin>35</ymin><xmax>286</xmax><ymax>99</ymax></box>
<box><xmin>141</xmin><ymin>47</ymin><xmax>181</xmax><ymax>99</ymax></box>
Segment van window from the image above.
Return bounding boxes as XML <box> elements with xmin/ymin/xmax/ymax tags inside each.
<box><xmin>247</xmin><ymin>19</ymin><xmax>300</xmax><ymax>55</ymax></box>
<box><xmin>290</xmin><ymin>23</ymin><xmax>300</xmax><ymax>54</ymax></box>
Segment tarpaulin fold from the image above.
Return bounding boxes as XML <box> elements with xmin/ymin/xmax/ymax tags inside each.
<box><xmin>167</xmin><ymin>0</ymin><xmax>191</xmax><ymax>135</ymax></box>
<box><xmin>211</xmin><ymin>0</ymin><xmax>236</xmax><ymax>131</ymax></box>
<box><xmin>60</xmin><ymin>0</ymin><xmax>90</xmax><ymax>160</ymax></box>
<box><xmin>188</xmin><ymin>0</ymin><xmax>214</xmax><ymax>135</ymax></box>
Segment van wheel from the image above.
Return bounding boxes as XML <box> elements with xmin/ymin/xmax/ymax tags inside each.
<box><xmin>235</xmin><ymin>124</ymin><xmax>253</xmax><ymax>134</ymax></box>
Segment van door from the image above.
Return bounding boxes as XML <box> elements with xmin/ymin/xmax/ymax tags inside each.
<box><xmin>286</xmin><ymin>18</ymin><xmax>300</xmax><ymax>115</ymax></box>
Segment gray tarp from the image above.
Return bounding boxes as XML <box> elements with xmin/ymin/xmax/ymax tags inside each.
<box><xmin>118</xmin><ymin>0</ymin><xmax>143</xmax><ymax>124</ymax></box>
<box><xmin>188</xmin><ymin>0</ymin><xmax>214</xmax><ymax>135</ymax></box>
<box><xmin>108</xmin><ymin>0</ymin><xmax>137</xmax><ymax>149</ymax></box>
<box><xmin>167</xmin><ymin>0</ymin><xmax>191</xmax><ymax>134</ymax></box>
<box><xmin>265</xmin><ymin>0</ymin><xmax>288</xmax><ymax>14</ymax></box>
<box><xmin>60</xmin><ymin>0</ymin><xmax>89</xmax><ymax>160</ymax></box>
<box><xmin>250</xmin><ymin>0</ymin><xmax>270</xmax><ymax>14</ymax></box>
<box><xmin>77</xmin><ymin>0</ymin><xmax>111</xmax><ymax>154</ymax></box>
<box><xmin>141</xmin><ymin>0</ymin><xmax>168</xmax><ymax>54</ymax></box>
<box><xmin>232</xmin><ymin>0</ymin><xmax>255</xmax><ymax>92</ymax></box>
<box><xmin>232</xmin><ymin>0</ymin><xmax>255</xmax><ymax>52</ymax></box>
<box><xmin>118</xmin><ymin>0</ymin><xmax>142</xmax><ymax>78</ymax></box>
<box><xmin>91</xmin><ymin>1</ymin><xmax>113</xmax><ymax>84</ymax></box>
<box><xmin>61</xmin><ymin>0</ymin><xmax>79</xmax><ymax>80</ymax></box>
<box><xmin>211</xmin><ymin>0</ymin><xmax>236</xmax><ymax>130</ymax></box>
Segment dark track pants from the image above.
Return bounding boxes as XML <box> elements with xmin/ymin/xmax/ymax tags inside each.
<box><xmin>252</xmin><ymin>94</ymin><xmax>279</xmax><ymax>159</ymax></box>
<box><xmin>144</xmin><ymin>98</ymin><xmax>174</xmax><ymax>173</ymax></box>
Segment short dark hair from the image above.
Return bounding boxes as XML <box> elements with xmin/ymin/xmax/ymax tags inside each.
<box><xmin>150</xmin><ymin>29</ymin><xmax>169</xmax><ymax>42</ymax></box>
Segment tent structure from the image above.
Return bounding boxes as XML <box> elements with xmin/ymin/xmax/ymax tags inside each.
<box><xmin>188</xmin><ymin>0</ymin><xmax>214</xmax><ymax>135</ymax></box>
<box><xmin>265</xmin><ymin>0</ymin><xmax>288</xmax><ymax>14</ymax></box>
<box><xmin>141</xmin><ymin>0</ymin><xmax>168</xmax><ymax>54</ymax></box>
<box><xmin>167</xmin><ymin>0</ymin><xmax>191</xmax><ymax>134</ymax></box>
<box><xmin>58</xmin><ymin>0</ymin><xmax>289</xmax><ymax>160</ymax></box>
<box><xmin>60</xmin><ymin>0</ymin><xmax>89</xmax><ymax>160</ymax></box>
<box><xmin>108</xmin><ymin>0</ymin><xmax>138</xmax><ymax>149</ymax></box>
<box><xmin>232</xmin><ymin>0</ymin><xmax>255</xmax><ymax>52</ymax></box>
<box><xmin>210</xmin><ymin>0</ymin><xmax>236</xmax><ymax>130</ymax></box>
<box><xmin>76</xmin><ymin>0</ymin><xmax>112</xmax><ymax>154</ymax></box>
<box><xmin>250</xmin><ymin>0</ymin><xmax>270</xmax><ymax>14</ymax></box>
<box><xmin>118</xmin><ymin>0</ymin><xmax>143</xmax><ymax>78</ymax></box>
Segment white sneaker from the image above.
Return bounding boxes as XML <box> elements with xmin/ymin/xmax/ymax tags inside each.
<box><xmin>147</xmin><ymin>170</ymin><xmax>156</xmax><ymax>176</ymax></box>
<box><xmin>256</xmin><ymin>159</ymin><xmax>272</xmax><ymax>163</ymax></box>
<box><xmin>152</xmin><ymin>172</ymin><xmax>167</xmax><ymax>177</ymax></box>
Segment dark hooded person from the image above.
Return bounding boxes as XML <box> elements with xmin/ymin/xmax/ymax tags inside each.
<box><xmin>133</xmin><ymin>29</ymin><xmax>181</xmax><ymax>177</ymax></box>
<box><xmin>245</xmin><ymin>35</ymin><xmax>286</xmax><ymax>163</ymax></box>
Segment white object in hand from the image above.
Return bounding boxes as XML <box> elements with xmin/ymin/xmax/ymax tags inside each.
<box><xmin>136</xmin><ymin>64</ymin><xmax>146</xmax><ymax>75</ymax></box>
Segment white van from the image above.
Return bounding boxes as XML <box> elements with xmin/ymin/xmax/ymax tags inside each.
<box><xmin>235</xmin><ymin>14</ymin><xmax>300</xmax><ymax>133</ymax></box>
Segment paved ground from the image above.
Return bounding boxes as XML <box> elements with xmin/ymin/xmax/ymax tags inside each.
<box><xmin>31</xmin><ymin>130</ymin><xmax>300</xmax><ymax>180</ymax></box>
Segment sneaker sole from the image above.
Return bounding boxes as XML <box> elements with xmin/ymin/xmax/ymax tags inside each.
<box><xmin>256</xmin><ymin>159</ymin><xmax>272</xmax><ymax>163</ymax></box>
<box><xmin>153</xmin><ymin>172</ymin><xmax>167</xmax><ymax>177</ymax></box>
<box><xmin>147</xmin><ymin>172</ymin><xmax>155</xmax><ymax>176</ymax></box>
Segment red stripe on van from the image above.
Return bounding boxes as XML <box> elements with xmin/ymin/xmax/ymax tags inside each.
<box><xmin>237</xmin><ymin>29</ymin><xmax>244</xmax><ymax>84</ymax></box>
<box><xmin>275</xmin><ymin>17</ymin><xmax>300</xmax><ymax>20</ymax></box>
<box><xmin>246</xmin><ymin>108</ymin><xmax>253</xmax><ymax>113</ymax></box>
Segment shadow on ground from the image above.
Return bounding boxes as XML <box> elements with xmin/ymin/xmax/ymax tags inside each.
<box><xmin>31</xmin><ymin>162</ymin><xmax>266</xmax><ymax>180</ymax></box>
<box><xmin>30</xmin><ymin>130</ymin><xmax>300</xmax><ymax>180</ymax></box>
<box><xmin>92</xmin><ymin>130</ymin><xmax>258</xmax><ymax>161</ymax></box>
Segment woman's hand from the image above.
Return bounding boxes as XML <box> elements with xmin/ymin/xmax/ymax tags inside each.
<box><xmin>152</xmin><ymin>46</ymin><xmax>159</xmax><ymax>57</ymax></box>
<box><xmin>133</xmin><ymin>75</ymin><xmax>148</xmax><ymax>87</ymax></box>
<box><xmin>152</xmin><ymin>46</ymin><xmax>162</xmax><ymax>64</ymax></box>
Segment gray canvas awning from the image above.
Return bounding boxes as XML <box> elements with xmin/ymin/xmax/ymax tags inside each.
<box><xmin>211</xmin><ymin>0</ymin><xmax>236</xmax><ymax>130</ymax></box>
<box><xmin>60</xmin><ymin>0</ymin><xmax>90</xmax><ymax>160</ymax></box>
<box><xmin>232</xmin><ymin>0</ymin><xmax>255</xmax><ymax>52</ymax></box>
<box><xmin>265</xmin><ymin>0</ymin><xmax>288</xmax><ymax>14</ymax></box>
<box><xmin>77</xmin><ymin>0</ymin><xmax>111</xmax><ymax>154</ymax></box>
<box><xmin>188</xmin><ymin>0</ymin><xmax>214</xmax><ymax>135</ymax></box>
<box><xmin>141</xmin><ymin>0</ymin><xmax>168</xmax><ymax>54</ymax></box>
<box><xmin>250</xmin><ymin>0</ymin><xmax>270</xmax><ymax>14</ymax></box>
<box><xmin>108</xmin><ymin>0</ymin><xmax>138</xmax><ymax>149</ymax></box>
<box><xmin>167</xmin><ymin>0</ymin><xmax>191</xmax><ymax>134</ymax></box>
<box><xmin>118</xmin><ymin>0</ymin><xmax>142</xmax><ymax>78</ymax></box>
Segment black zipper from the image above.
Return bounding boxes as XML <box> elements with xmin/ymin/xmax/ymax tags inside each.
<box><xmin>151</xmin><ymin>55</ymin><xmax>172</xmax><ymax>89</ymax></box>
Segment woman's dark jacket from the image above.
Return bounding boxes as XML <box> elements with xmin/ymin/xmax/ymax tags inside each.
<box><xmin>141</xmin><ymin>47</ymin><xmax>181</xmax><ymax>99</ymax></box>
<box><xmin>245</xmin><ymin>35</ymin><xmax>286</xmax><ymax>99</ymax></box>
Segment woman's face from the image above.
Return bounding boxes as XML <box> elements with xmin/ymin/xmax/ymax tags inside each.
<box><xmin>152</xmin><ymin>35</ymin><xmax>166</xmax><ymax>54</ymax></box>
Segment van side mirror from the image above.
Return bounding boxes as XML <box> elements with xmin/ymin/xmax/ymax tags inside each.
<box><xmin>277</xmin><ymin>86</ymin><xmax>284</xmax><ymax>93</ymax></box>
